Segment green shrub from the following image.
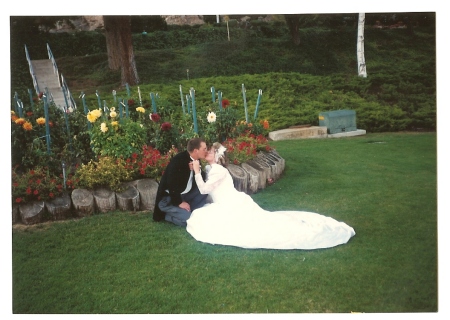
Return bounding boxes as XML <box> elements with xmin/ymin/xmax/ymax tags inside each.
<box><xmin>12</xmin><ymin>166</ymin><xmax>69</xmax><ymax>204</ymax></box>
<box><xmin>74</xmin><ymin>156</ymin><xmax>134</xmax><ymax>191</ymax></box>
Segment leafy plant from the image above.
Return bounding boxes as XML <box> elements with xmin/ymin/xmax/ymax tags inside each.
<box><xmin>73</xmin><ymin>156</ymin><xmax>134</xmax><ymax>191</ymax></box>
<box><xmin>222</xmin><ymin>133</ymin><xmax>272</xmax><ymax>165</ymax></box>
<box><xmin>12</xmin><ymin>166</ymin><xmax>71</xmax><ymax>204</ymax></box>
<box><xmin>122</xmin><ymin>145</ymin><xmax>178</xmax><ymax>182</ymax></box>
<box><xmin>88</xmin><ymin>108</ymin><xmax>148</xmax><ymax>159</ymax></box>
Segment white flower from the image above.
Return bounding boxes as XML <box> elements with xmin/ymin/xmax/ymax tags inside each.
<box><xmin>100</xmin><ymin>122</ymin><xmax>108</xmax><ymax>133</ymax></box>
<box><xmin>207</xmin><ymin>112</ymin><xmax>217</xmax><ymax>123</ymax></box>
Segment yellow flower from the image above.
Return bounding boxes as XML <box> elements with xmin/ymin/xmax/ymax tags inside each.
<box><xmin>87</xmin><ymin>113</ymin><xmax>98</xmax><ymax>123</ymax></box>
<box><xmin>91</xmin><ymin>109</ymin><xmax>102</xmax><ymax>118</ymax></box>
<box><xmin>100</xmin><ymin>122</ymin><xmax>108</xmax><ymax>133</ymax></box>
<box><xmin>110</xmin><ymin>110</ymin><xmax>117</xmax><ymax>118</ymax></box>
<box><xmin>136</xmin><ymin>107</ymin><xmax>145</xmax><ymax>113</ymax></box>
<box><xmin>23</xmin><ymin>121</ymin><xmax>33</xmax><ymax>131</ymax></box>
<box><xmin>111</xmin><ymin>121</ymin><xmax>119</xmax><ymax>127</ymax></box>
<box><xmin>11</xmin><ymin>111</ymin><xmax>15</xmax><ymax>115</ymax></box>
<box><xmin>36</xmin><ymin>117</ymin><xmax>46</xmax><ymax>125</ymax></box>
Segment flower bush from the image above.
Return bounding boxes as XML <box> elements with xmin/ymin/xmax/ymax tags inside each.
<box><xmin>12</xmin><ymin>166</ymin><xmax>74</xmax><ymax>204</ymax></box>
<box><xmin>123</xmin><ymin>145</ymin><xmax>178</xmax><ymax>182</ymax></box>
<box><xmin>89</xmin><ymin>109</ymin><xmax>147</xmax><ymax>159</ymax></box>
<box><xmin>73</xmin><ymin>156</ymin><xmax>135</xmax><ymax>192</ymax></box>
<box><xmin>223</xmin><ymin>133</ymin><xmax>272</xmax><ymax>165</ymax></box>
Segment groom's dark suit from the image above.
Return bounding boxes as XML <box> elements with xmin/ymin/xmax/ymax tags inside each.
<box><xmin>153</xmin><ymin>150</ymin><xmax>207</xmax><ymax>223</ymax></box>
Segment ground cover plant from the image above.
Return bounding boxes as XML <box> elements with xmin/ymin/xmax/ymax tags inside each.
<box><xmin>12</xmin><ymin>132</ymin><xmax>437</xmax><ymax>313</ymax></box>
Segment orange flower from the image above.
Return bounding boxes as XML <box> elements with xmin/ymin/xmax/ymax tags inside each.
<box><xmin>36</xmin><ymin>117</ymin><xmax>46</xmax><ymax>125</ymax></box>
<box><xmin>23</xmin><ymin>121</ymin><xmax>33</xmax><ymax>131</ymax></box>
<box><xmin>261</xmin><ymin>119</ymin><xmax>269</xmax><ymax>130</ymax></box>
<box><xmin>11</xmin><ymin>115</ymin><xmax>18</xmax><ymax>122</ymax></box>
<box><xmin>15</xmin><ymin>118</ymin><xmax>25</xmax><ymax>125</ymax></box>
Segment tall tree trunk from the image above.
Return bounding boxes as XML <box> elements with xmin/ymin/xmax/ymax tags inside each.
<box><xmin>284</xmin><ymin>14</ymin><xmax>301</xmax><ymax>46</ymax></box>
<box><xmin>103</xmin><ymin>15</ymin><xmax>139</xmax><ymax>86</ymax></box>
<box><xmin>357</xmin><ymin>13</ymin><xmax>367</xmax><ymax>78</ymax></box>
<box><xmin>103</xmin><ymin>16</ymin><xmax>121</xmax><ymax>70</ymax></box>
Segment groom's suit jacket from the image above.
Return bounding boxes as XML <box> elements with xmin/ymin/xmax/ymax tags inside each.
<box><xmin>153</xmin><ymin>150</ymin><xmax>206</xmax><ymax>221</ymax></box>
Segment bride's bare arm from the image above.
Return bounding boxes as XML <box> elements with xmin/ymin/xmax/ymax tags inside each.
<box><xmin>194</xmin><ymin>166</ymin><xmax>227</xmax><ymax>194</ymax></box>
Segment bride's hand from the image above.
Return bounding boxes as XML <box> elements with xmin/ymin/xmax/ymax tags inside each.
<box><xmin>192</xmin><ymin>160</ymin><xmax>200</xmax><ymax>173</ymax></box>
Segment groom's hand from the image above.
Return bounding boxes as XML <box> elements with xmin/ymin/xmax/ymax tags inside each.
<box><xmin>179</xmin><ymin>201</ymin><xmax>191</xmax><ymax>212</ymax></box>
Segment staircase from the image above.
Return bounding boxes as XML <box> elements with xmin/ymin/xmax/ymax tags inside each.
<box><xmin>25</xmin><ymin>44</ymin><xmax>76</xmax><ymax>111</ymax></box>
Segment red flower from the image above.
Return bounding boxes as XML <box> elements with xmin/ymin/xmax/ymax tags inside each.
<box><xmin>150</xmin><ymin>113</ymin><xmax>161</xmax><ymax>122</ymax></box>
<box><xmin>33</xmin><ymin>190</ymin><xmax>39</xmax><ymax>195</ymax></box>
<box><xmin>49</xmin><ymin>192</ymin><xmax>54</xmax><ymax>198</ymax></box>
<box><xmin>128</xmin><ymin>99</ymin><xmax>135</xmax><ymax>106</ymax></box>
<box><xmin>38</xmin><ymin>92</ymin><xmax>44</xmax><ymax>99</ymax></box>
<box><xmin>26</xmin><ymin>187</ymin><xmax>32</xmax><ymax>195</ymax></box>
<box><xmin>26</xmin><ymin>111</ymin><xmax>33</xmax><ymax>117</ymax></box>
<box><xmin>161</xmin><ymin>122</ymin><xmax>172</xmax><ymax>131</ymax></box>
<box><xmin>132</xmin><ymin>153</ymin><xmax>138</xmax><ymax>159</ymax></box>
<box><xmin>222</xmin><ymin>99</ymin><xmax>230</xmax><ymax>108</ymax></box>
<box><xmin>48</xmin><ymin>121</ymin><xmax>54</xmax><ymax>127</ymax></box>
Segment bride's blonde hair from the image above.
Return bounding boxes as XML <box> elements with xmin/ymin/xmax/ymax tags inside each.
<box><xmin>212</xmin><ymin>142</ymin><xmax>228</xmax><ymax>167</ymax></box>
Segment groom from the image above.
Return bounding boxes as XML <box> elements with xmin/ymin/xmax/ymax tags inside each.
<box><xmin>153</xmin><ymin>137</ymin><xmax>209</xmax><ymax>226</ymax></box>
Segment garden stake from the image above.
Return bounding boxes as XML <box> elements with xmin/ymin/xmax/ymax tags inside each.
<box><xmin>95</xmin><ymin>90</ymin><xmax>101</xmax><ymax>110</ymax></box>
<box><xmin>150</xmin><ymin>92</ymin><xmax>157</xmax><ymax>113</ymax></box>
<box><xmin>80</xmin><ymin>92</ymin><xmax>91</xmax><ymax>130</ymax></box>
<box><xmin>14</xmin><ymin>92</ymin><xmax>20</xmax><ymax>116</ymax></box>
<box><xmin>43</xmin><ymin>89</ymin><xmax>51</xmax><ymax>154</ymax></box>
<box><xmin>254</xmin><ymin>89</ymin><xmax>262</xmax><ymax>120</ymax></box>
<box><xmin>190</xmin><ymin>88</ymin><xmax>198</xmax><ymax>133</ymax></box>
<box><xmin>211</xmin><ymin>86</ymin><xmax>215</xmax><ymax>103</ymax></box>
<box><xmin>218</xmin><ymin>91</ymin><xmax>223</xmax><ymax>110</ymax></box>
<box><xmin>138</xmin><ymin>87</ymin><xmax>142</xmax><ymax>106</ymax></box>
<box><xmin>119</xmin><ymin>99</ymin><xmax>124</xmax><ymax>121</ymax></box>
<box><xmin>186</xmin><ymin>94</ymin><xmax>191</xmax><ymax>114</ymax></box>
<box><xmin>242</xmin><ymin>84</ymin><xmax>249</xmax><ymax>123</ymax></box>
<box><xmin>125</xmin><ymin>99</ymin><xmax>129</xmax><ymax>118</ymax></box>
<box><xmin>179</xmin><ymin>85</ymin><xmax>186</xmax><ymax>114</ymax></box>
<box><xmin>126</xmin><ymin>83</ymin><xmax>130</xmax><ymax>97</ymax></box>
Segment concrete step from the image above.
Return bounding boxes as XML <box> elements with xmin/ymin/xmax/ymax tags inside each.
<box><xmin>30</xmin><ymin>59</ymin><xmax>67</xmax><ymax>109</ymax></box>
<box><xmin>269</xmin><ymin>126</ymin><xmax>328</xmax><ymax>141</ymax></box>
<box><xmin>268</xmin><ymin>126</ymin><xmax>367</xmax><ymax>141</ymax></box>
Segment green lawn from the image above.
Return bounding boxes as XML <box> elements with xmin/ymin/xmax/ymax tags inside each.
<box><xmin>11</xmin><ymin>132</ymin><xmax>438</xmax><ymax>313</ymax></box>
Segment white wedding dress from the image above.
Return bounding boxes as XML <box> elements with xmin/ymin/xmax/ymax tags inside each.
<box><xmin>186</xmin><ymin>164</ymin><xmax>355</xmax><ymax>250</ymax></box>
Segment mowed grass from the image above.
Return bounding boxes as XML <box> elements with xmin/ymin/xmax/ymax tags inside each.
<box><xmin>12</xmin><ymin>132</ymin><xmax>437</xmax><ymax>314</ymax></box>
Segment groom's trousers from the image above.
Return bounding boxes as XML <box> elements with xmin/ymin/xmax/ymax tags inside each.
<box><xmin>158</xmin><ymin>186</ymin><xmax>208</xmax><ymax>227</ymax></box>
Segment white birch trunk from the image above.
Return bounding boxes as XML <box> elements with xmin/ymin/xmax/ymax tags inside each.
<box><xmin>357</xmin><ymin>13</ymin><xmax>367</xmax><ymax>78</ymax></box>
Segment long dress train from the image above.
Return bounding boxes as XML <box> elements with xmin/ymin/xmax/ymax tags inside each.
<box><xmin>186</xmin><ymin>163</ymin><xmax>355</xmax><ymax>250</ymax></box>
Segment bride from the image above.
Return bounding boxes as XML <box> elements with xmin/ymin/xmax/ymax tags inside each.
<box><xmin>186</xmin><ymin>143</ymin><xmax>355</xmax><ymax>250</ymax></box>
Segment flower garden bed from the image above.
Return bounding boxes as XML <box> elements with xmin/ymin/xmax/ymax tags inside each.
<box><xmin>12</xmin><ymin>150</ymin><xmax>284</xmax><ymax>225</ymax></box>
<box><xmin>12</xmin><ymin>85</ymin><xmax>278</xmax><ymax>225</ymax></box>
